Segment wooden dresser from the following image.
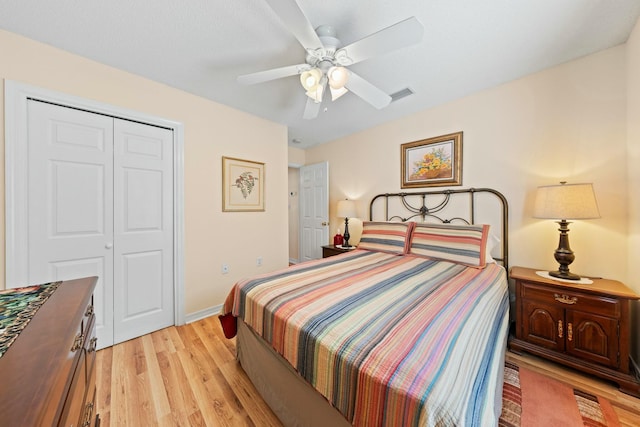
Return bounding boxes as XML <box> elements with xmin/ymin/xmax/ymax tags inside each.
<box><xmin>0</xmin><ymin>276</ymin><xmax>99</xmax><ymax>426</ymax></box>
<box><xmin>509</xmin><ymin>266</ymin><xmax>640</xmax><ymax>397</ymax></box>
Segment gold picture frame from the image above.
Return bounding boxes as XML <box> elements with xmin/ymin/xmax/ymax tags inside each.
<box><xmin>222</xmin><ymin>156</ymin><xmax>265</xmax><ymax>212</ymax></box>
<box><xmin>401</xmin><ymin>132</ymin><xmax>462</xmax><ymax>188</ymax></box>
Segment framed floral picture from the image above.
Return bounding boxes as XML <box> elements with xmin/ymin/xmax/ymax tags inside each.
<box><xmin>401</xmin><ymin>132</ymin><xmax>462</xmax><ymax>188</ymax></box>
<box><xmin>222</xmin><ymin>156</ymin><xmax>265</xmax><ymax>211</ymax></box>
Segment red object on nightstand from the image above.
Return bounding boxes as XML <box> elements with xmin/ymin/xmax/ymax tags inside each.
<box><xmin>333</xmin><ymin>233</ymin><xmax>344</xmax><ymax>246</ymax></box>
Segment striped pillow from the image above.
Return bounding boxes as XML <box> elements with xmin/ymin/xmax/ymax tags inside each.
<box><xmin>358</xmin><ymin>221</ymin><xmax>415</xmax><ymax>254</ymax></box>
<box><xmin>408</xmin><ymin>223</ymin><xmax>490</xmax><ymax>267</ymax></box>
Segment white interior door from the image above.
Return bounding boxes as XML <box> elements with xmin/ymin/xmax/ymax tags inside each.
<box><xmin>299</xmin><ymin>162</ymin><xmax>329</xmax><ymax>262</ymax></box>
<box><xmin>24</xmin><ymin>99</ymin><xmax>174</xmax><ymax>348</ymax></box>
<box><xmin>27</xmin><ymin>100</ymin><xmax>115</xmax><ymax>346</ymax></box>
<box><xmin>113</xmin><ymin>119</ymin><xmax>174</xmax><ymax>343</ymax></box>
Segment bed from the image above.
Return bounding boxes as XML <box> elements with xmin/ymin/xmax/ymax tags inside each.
<box><xmin>220</xmin><ymin>188</ymin><xmax>510</xmax><ymax>427</ymax></box>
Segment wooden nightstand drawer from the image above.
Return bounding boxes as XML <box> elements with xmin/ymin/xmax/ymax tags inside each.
<box><xmin>322</xmin><ymin>245</ymin><xmax>354</xmax><ymax>258</ymax></box>
<box><xmin>520</xmin><ymin>282</ymin><xmax>621</xmax><ymax>318</ymax></box>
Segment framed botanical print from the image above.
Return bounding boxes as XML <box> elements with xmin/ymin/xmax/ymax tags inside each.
<box><xmin>222</xmin><ymin>156</ymin><xmax>265</xmax><ymax>211</ymax></box>
<box><xmin>401</xmin><ymin>132</ymin><xmax>462</xmax><ymax>188</ymax></box>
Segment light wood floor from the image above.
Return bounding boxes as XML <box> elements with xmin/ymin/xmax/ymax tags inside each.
<box><xmin>96</xmin><ymin>316</ymin><xmax>640</xmax><ymax>426</ymax></box>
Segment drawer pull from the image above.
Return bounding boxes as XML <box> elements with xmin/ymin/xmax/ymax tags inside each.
<box><xmin>568</xmin><ymin>323</ymin><xmax>573</xmax><ymax>342</ymax></box>
<box><xmin>71</xmin><ymin>333</ymin><xmax>84</xmax><ymax>352</ymax></box>
<box><xmin>554</xmin><ymin>294</ymin><xmax>578</xmax><ymax>305</ymax></box>
<box><xmin>88</xmin><ymin>336</ymin><xmax>98</xmax><ymax>353</ymax></box>
<box><xmin>558</xmin><ymin>320</ymin><xmax>563</xmax><ymax>338</ymax></box>
<box><xmin>85</xmin><ymin>304</ymin><xmax>94</xmax><ymax>317</ymax></box>
<box><xmin>82</xmin><ymin>401</ymin><xmax>94</xmax><ymax>427</ymax></box>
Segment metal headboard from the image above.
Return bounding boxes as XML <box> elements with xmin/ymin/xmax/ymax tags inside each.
<box><xmin>369</xmin><ymin>188</ymin><xmax>509</xmax><ymax>272</ymax></box>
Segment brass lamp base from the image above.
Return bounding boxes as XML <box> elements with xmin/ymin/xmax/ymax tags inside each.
<box><xmin>551</xmin><ymin>219</ymin><xmax>581</xmax><ymax>281</ymax></box>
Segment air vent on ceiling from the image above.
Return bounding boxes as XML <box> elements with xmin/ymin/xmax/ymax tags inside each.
<box><xmin>390</xmin><ymin>88</ymin><xmax>414</xmax><ymax>103</ymax></box>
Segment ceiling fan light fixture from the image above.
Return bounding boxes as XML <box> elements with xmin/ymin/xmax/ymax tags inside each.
<box><xmin>300</xmin><ymin>68</ymin><xmax>322</xmax><ymax>91</ymax></box>
<box><xmin>330</xmin><ymin>86</ymin><xmax>348</xmax><ymax>101</ymax></box>
<box><xmin>328</xmin><ymin>66</ymin><xmax>349</xmax><ymax>89</ymax></box>
<box><xmin>306</xmin><ymin>82</ymin><xmax>324</xmax><ymax>103</ymax></box>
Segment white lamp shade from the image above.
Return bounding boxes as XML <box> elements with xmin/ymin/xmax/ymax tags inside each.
<box><xmin>306</xmin><ymin>83</ymin><xmax>324</xmax><ymax>103</ymax></box>
<box><xmin>300</xmin><ymin>68</ymin><xmax>322</xmax><ymax>91</ymax></box>
<box><xmin>533</xmin><ymin>183</ymin><xmax>600</xmax><ymax>220</ymax></box>
<box><xmin>330</xmin><ymin>86</ymin><xmax>348</xmax><ymax>101</ymax></box>
<box><xmin>337</xmin><ymin>199</ymin><xmax>357</xmax><ymax>218</ymax></box>
<box><xmin>328</xmin><ymin>66</ymin><xmax>349</xmax><ymax>89</ymax></box>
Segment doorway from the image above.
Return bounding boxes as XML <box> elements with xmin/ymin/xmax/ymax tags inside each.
<box><xmin>288</xmin><ymin>167</ymin><xmax>300</xmax><ymax>264</ymax></box>
<box><xmin>298</xmin><ymin>162</ymin><xmax>329</xmax><ymax>262</ymax></box>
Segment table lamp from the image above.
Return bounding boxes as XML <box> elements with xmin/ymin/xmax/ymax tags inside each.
<box><xmin>533</xmin><ymin>182</ymin><xmax>600</xmax><ymax>280</ymax></box>
<box><xmin>336</xmin><ymin>200</ymin><xmax>357</xmax><ymax>248</ymax></box>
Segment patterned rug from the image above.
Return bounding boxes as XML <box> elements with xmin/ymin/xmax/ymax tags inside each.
<box><xmin>0</xmin><ymin>282</ymin><xmax>60</xmax><ymax>358</ymax></box>
<box><xmin>499</xmin><ymin>361</ymin><xmax>620</xmax><ymax>427</ymax></box>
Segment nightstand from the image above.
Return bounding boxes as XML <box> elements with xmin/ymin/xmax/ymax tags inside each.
<box><xmin>321</xmin><ymin>245</ymin><xmax>355</xmax><ymax>258</ymax></box>
<box><xmin>509</xmin><ymin>266</ymin><xmax>640</xmax><ymax>397</ymax></box>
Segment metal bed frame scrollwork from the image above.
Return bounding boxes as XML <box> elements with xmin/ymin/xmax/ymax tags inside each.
<box><xmin>369</xmin><ymin>188</ymin><xmax>509</xmax><ymax>272</ymax></box>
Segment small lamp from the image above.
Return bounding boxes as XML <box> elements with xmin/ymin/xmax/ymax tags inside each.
<box><xmin>336</xmin><ymin>199</ymin><xmax>357</xmax><ymax>248</ymax></box>
<box><xmin>533</xmin><ymin>182</ymin><xmax>600</xmax><ymax>280</ymax></box>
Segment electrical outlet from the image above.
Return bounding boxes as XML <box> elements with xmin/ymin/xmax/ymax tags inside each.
<box><xmin>222</xmin><ymin>264</ymin><xmax>229</xmax><ymax>274</ymax></box>
<box><xmin>256</xmin><ymin>256</ymin><xmax>263</xmax><ymax>267</ymax></box>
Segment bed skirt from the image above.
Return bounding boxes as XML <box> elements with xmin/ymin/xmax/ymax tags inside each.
<box><xmin>237</xmin><ymin>319</ymin><xmax>507</xmax><ymax>427</ymax></box>
<box><xmin>237</xmin><ymin>319</ymin><xmax>351</xmax><ymax>427</ymax></box>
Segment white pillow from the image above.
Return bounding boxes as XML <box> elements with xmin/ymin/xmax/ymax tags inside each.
<box><xmin>485</xmin><ymin>233</ymin><xmax>500</xmax><ymax>264</ymax></box>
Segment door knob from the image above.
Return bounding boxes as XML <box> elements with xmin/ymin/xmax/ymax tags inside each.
<box><xmin>321</xmin><ymin>221</ymin><xmax>329</xmax><ymax>226</ymax></box>
<box><xmin>105</xmin><ymin>243</ymin><xmax>113</xmax><ymax>249</ymax></box>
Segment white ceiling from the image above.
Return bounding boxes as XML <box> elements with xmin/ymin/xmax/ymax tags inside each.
<box><xmin>2</xmin><ymin>1</ymin><xmax>639</xmax><ymax>149</ymax></box>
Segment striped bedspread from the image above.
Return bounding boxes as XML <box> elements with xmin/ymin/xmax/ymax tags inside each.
<box><xmin>222</xmin><ymin>249</ymin><xmax>509</xmax><ymax>427</ymax></box>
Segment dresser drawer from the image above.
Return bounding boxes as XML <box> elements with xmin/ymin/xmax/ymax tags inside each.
<box><xmin>520</xmin><ymin>281</ymin><xmax>621</xmax><ymax>318</ymax></box>
<box><xmin>82</xmin><ymin>366</ymin><xmax>97</xmax><ymax>427</ymax></box>
<box><xmin>85</xmin><ymin>314</ymin><xmax>98</xmax><ymax>384</ymax></box>
<box><xmin>59</xmin><ymin>351</ymin><xmax>87</xmax><ymax>427</ymax></box>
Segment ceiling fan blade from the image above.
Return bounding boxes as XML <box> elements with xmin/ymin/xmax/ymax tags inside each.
<box><xmin>237</xmin><ymin>64</ymin><xmax>306</xmax><ymax>85</ymax></box>
<box><xmin>340</xmin><ymin>17</ymin><xmax>423</xmax><ymax>65</ymax></box>
<box><xmin>344</xmin><ymin>71</ymin><xmax>391</xmax><ymax>109</ymax></box>
<box><xmin>264</xmin><ymin>0</ymin><xmax>323</xmax><ymax>50</ymax></box>
<box><xmin>303</xmin><ymin>96</ymin><xmax>321</xmax><ymax>120</ymax></box>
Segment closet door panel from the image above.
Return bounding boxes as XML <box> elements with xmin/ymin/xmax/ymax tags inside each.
<box><xmin>27</xmin><ymin>100</ymin><xmax>115</xmax><ymax>347</ymax></box>
<box><xmin>113</xmin><ymin>119</ymin><xmax>174</xmax><ymax>343</ymax></box>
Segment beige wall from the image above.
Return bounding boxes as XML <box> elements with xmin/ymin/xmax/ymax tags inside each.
<box><xmin>627</xmin><ymin>17</ymin><xmax>640</xmax><ymax>361</ymax></box>
<box><xmin>0</xmin><ymin>30</ymin><xmax>289</xmax><ymax>315</ymax></box>
<box><xmin>288</xmin><ymin>146</ymin><xmax>306</xmax><ymax>167</ymax></box>
<box><xmin>307</xmin><ymin>45</ymin><xmax>629</xmax><ymax>285</ymax></box>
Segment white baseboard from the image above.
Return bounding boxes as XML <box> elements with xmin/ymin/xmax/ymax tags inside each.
<box><xmin>185</xmin><ymin>304</ymin><xmax>222</xmax><ymax>324</ymax></box>
<box><xmin>289</xmin><ymin>258</ymin><xmax>300</xmax><ymax>265</ymax></box>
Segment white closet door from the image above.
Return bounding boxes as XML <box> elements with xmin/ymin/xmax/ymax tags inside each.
<box><xmin>25</xmin><ymin>100</ymin><xmax>175</xmax><ymax>348</ymax></box>
<box><xmin>27</xmin><ymin>100</ymin><xmax>115</xmax><ymax>347</ymax></box>
<box><xmin>113</xmin><ymin>119</ymin><xmax>174</xmax><ymax>343</ymax></box>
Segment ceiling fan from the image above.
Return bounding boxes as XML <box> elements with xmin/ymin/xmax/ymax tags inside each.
<box><xmin>237</xmin><ymin>0</ymin><xmax>424</xmax><ymax>119</ymax></box>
